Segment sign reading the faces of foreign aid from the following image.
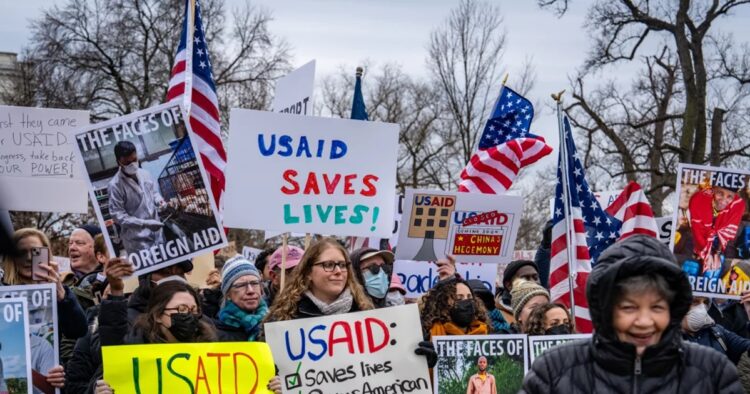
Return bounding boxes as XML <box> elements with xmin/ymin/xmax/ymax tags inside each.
<box><xmin>72</xmin><ymin>102</ymin><xmax>227</xmax><ymax>275</ymax></box>
<box><xmin>264</xmin><ymin>304</ymin><xmax>431</xmax><ymax>394</ymax></box>
<box><xmin>0</xmin><ymin>298</ymin><xmax>33</xmax><ymax>394</ymax></box>
<box><xmin>670</xmin><ymin>164</ymin><xmax>750</xmax><ymax>299</ymax></box>
<box><xmin>223</xmin><ymin>109</ymin><xmax>398</xmax><ymax>238</ymax></box>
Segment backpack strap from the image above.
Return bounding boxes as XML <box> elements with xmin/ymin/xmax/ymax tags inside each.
<box><xmin>710</xmin><ymin>325</ymin><xmax>728</xmax><ymax>352</ymax></box>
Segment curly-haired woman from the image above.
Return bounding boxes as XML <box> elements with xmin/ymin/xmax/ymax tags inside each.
<box><xmin>420</xmin><ymin>277</ymin><xmax>490</xmax><ymax>340</ymax></box>
<box><xmin>525</xmin><ymin>303</ymin><xmax>575</xmax><ymax>336</ymax></box>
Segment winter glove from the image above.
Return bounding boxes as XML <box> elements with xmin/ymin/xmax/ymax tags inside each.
<box><xmin>414</xmin><ymin>341</ymin><xmax>438</xmax><ymax>368</ymax></box>
<box><xmin>541</xmin><ymin>219</ymin><xmax>553</xmax><ymax>249</ymax></box>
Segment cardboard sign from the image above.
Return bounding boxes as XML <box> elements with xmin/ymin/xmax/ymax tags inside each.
<box><xmin>395</xmin><ymin>189</ymin><xmax>523</xmax><ymax>264</ymax></box>
<box><xmin>271</xmin><ymin>60</ymin><xmax>316</xmax><ymax>116</ymax></box>
<box><xmin>0</xmin><ymin>105</ymin><xmax>89</xmax><ymax>213</ymax></box>
<box><xmin>102</xmin><ymin>342</ymin><xmax>275</xmax><ymax>393</ymax></box>
<box><xmin>670</xmin><ymin>164</ymin><xmax>750</xmax><ymax>299</ymax></box>
<box><xmin>264</xmin><ymin>304</ymin><xmax>431</xmax><ymax>394</ymax></box>
<box><xmin>432</xmin><ymin>335</ymin><xmax>528</xmax><ymax>394</ymax></box>
<box><xmin>394</xmin><ymin>260</ymin><xmax>497</xmax><ymax>298</ymax></box>
<box><xmin>73</xmin><ymin>102</ymin><xmax>227</xmax><ymax>275</ymax></box>
<box><xmin>242</xmin><ymin>246</ymin><xmax>263</xmax><ymax>262</ymax></box>
<box><xmin>224</xmin><ymin>109</ymin><xmax>398</xmax><ymax>237</ymax></box>
<box><xmin>655</xmin><ymin>216</ymin><xmax>672</xmax><ymax>245</ymax></box>
<box><xmin>0</xmin><ymin>297</ymin><xmax>32</xmax><ymax>394</ymax></box>
<box><xmin>0</xmin><ymin>284</ymin><xmax>59</xmax><ymax>394</ymax></box>
<box><xmin>527</xmin><ymin>334</ymin><xmax>591</xmax><ymax>365</ymax></box>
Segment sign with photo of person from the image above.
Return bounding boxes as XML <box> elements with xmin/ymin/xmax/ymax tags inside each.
<box><xmin>0</xmin><ymin>284</ymin><xmax>58</xmax><ymax>394</ymax></box>
<box><xmin>72</xmin><ymin>102</ymin><xmax>227</xmax><ymax>276</ymax></box>
<box><xmin>0</xmin><ymin>297</ymin><xmax>32</xmax><ymax>394</ymax></box>
<box><xmin>670</xmin><ymin>164</ymin><xmax>750</xmax><ymax>299</ymax></box>
<box><xmin>432</xmin><ymin>335</ymin><xmax>528</xmax><ymax>394</ymax></box>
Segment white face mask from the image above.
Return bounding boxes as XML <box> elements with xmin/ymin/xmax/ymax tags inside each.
<box><xmin>686</xmin><ymin>303</ymin><xmax>714</xmax><ymax>332</ymax></box>
<box><xmin>122</xmin><ymin>162</ymin><xmax>139</xmax><ymax>176</ymax></box>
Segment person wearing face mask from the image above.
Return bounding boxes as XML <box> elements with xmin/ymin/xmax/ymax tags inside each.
<box><xmin>420</xmin><ymin>278</ymin><xmax>490</xmax><ymax>340</ymax></box>
<box><xmin>525</xmin><ymin>303</ymin><xmax>576</xmax><ymax>336</ymax></box>
<box><xmin>467</xmin><ymin>279</ymin><xmax>511</xmax><ymax>333</ymax></box>
<box><xmin>215</xmin><ymin>256</ymin><xmax>268</xmax><ymax>341</ymax></box>
<box><xmin>108</xmin><ymin>140</ymin><xmax>167</xmax><ymax>256</ymax></box>
<box><xmin>682</xmin><ymin>297</ymin><xmax>750</xmax><ymax>364</ymax></box>
<box><xmin>350</xmin><ymin>247</ymin><xmax>403</xmax><ymax>308</ymax></box>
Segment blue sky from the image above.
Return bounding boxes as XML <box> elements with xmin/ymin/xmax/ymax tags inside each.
<box><xmin>0</xmin><ymin>300</ymin><xmax>29</xmax><ymax>379</ymax></box>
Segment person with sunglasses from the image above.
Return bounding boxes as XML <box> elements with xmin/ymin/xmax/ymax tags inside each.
<box><xmin>215</xmin><ymin>256</ymin><xmax>268</xmax><ymax>341</ymax></box>
<box><xmin>350</xmin><ymin>247</ymin><xmax>404</xmax><ymax>308</ymax></box>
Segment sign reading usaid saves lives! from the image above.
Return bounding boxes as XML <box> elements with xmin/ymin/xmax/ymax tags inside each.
<box><xmin>263</xmin><ymin>304</ymin><xmax>431</xmax><ymax>394</ymax></box>
<box><xmin>671</xmin><ymin>164</ymin><xmax>750</xmax><ymax>299</ymax></box>
<box><xmin>395</xmin><ymin>189</ymin><xmax>523</xmax><ymax>264</ymax></box>
<box><xmin>224</xmin><ymin>109</ymin><xmax>398</xmax><ymax>237</ymax></box>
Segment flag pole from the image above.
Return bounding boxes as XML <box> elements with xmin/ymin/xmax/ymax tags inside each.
<box><xmin>553</xmin><ymin>90</ymin><xmax>577</xmax><ymax>318</ymax></box>
<box><xmin>183</xmin><ymin>0</ymin><xmax>196</xmax><ymax>116</ymax></box>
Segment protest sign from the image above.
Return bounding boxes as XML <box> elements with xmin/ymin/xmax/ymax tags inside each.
<box><xmin>527</xmin><ymin>334</ymin><xmax>591</xmax><ymax>365</ymax></box>
<box><xmin>73</xmin><ymin>102</ymin><xmax>227</xmax><ymax>275</ymax></box>
<box><xmin>0</xmin><ymin>105</ymin><xmax>89</xmax><ymax>213</ymax></box>
<box><xmin>433</xmin><ymin>335</ymin><xmax>527</xmax><ymax>394</ymax></box>
<box><xmin>242</xmin><ymin>246</ymin><xmax>263</xmax><ymax>262</ymax></box>
<box><xmin>0</xmin><ymin>284</ymin><xmax>58</xmax><ymax>394</ymax></box>
<box><xmin>224</xmin><ymin>109</ymin><xmax>398</xmax><ymax>237</ymax></box>
<box><xmin>656</xmin><ymin>216</ymin><xmax>672</xmax><ymax>245</ymax></box>
<box><xmin>271</xmin><ymin>60</ymin><xmax>316</xmax><ymax>115</ymax></box>
<box><xmin>264</xmin><ymin>304</ymin><xmax>431</xmax><ymax>394</ymax></box>
<box><xmin>394</xmin><ymin>260</ymin><xmax>497</xmax><ymax>298</ymax></box>
<box><xmin>102</xmin><ymin>342</ymin><xmax>275</xmax><ymax>393</ymax></box>
<box><xmin>671</xmin><ymin>164</ymin><xmax>750</xmax><ymax>299</ymax></box>
<box><xmin>395</xmin><ymin>189</ymin><xmax>523</xmax><ymax>264</ymax></box>
<box><xmin>0</xmin><ymin>298</ymin><xmax>32</xmax><ymax>394</ymax></box>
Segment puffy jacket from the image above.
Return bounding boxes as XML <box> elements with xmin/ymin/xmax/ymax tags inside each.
<box><xmin>683</xmin><ymin>323</ymin><xmax>750</xmax><ymax>364</ymax></box>
<box><xmin>522</xmin><ymin>234</ymin><xmax>742</xmax><ymax>394</ymax></box>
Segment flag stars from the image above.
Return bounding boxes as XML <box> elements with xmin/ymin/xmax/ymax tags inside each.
<box><xmin>555</xmin><ymin>208</ymin><xmax>562</xmax><ymax>217</ymax></box>
<box><xmin>595</xmin><ymin>232</ymin><xmax>604</xmax><ymax>241</ymax></box>
<box><xmin>592</xmin><ymin>216</ymin><xmax>601</xmax><ymax>225</ymax></box>
<box><xmin>573</xmin><ymin>167</ymin><xmax>582</xmax><ymax>177</ymax></box>
<box><xmin>199</xmin><ymin>61</ymin><xmax>207</xmax><ymax>69</ymax></box>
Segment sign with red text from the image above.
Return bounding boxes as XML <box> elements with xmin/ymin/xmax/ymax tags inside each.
<box><xmin>224</xmin><ymin>109</ymin><xmax>398</xmax><ymax>237</ymax></box>
<box><xmin>395</xmin><ymin>189</ymin><xmax>523</xmax><ymax>264</ymax></box>
<box><xmin>102</xmin><ymin>342</ymin><xmax>276</xmax><ymax>393</ymax></box>
<box><xmin>263</xmin><ymin>304</ymin><xmax>431</xmax><ymax>394</ymax></box>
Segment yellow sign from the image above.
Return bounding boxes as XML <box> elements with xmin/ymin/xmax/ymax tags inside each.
<box><xmin>102</xmin><ymin>342</ymin><xmax>275</xmax><ymax>394</ymax></box>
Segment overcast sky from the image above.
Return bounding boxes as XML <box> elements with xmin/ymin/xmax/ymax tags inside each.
<box><xmin>3</xmin><ymin>1</ymin><xmax>750</xmax><ymax>182</ymax></box>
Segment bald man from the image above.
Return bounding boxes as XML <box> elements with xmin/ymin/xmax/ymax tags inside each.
<box><xmin>466</xmin><ymin>356</ymin><xmax>496</xmax><ymax>394</ymax></box>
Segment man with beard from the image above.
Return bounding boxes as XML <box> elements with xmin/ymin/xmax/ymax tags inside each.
<box><xmin>466</xmin><ymin>356</ymin><xmax>496</xmax><ymax>394</ymax></box>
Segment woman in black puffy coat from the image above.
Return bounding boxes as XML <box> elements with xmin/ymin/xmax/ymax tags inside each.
<box><xmin>521</xmin><ymin>234</ymin><xmax>742</xmax><ymax>394</ymax></box>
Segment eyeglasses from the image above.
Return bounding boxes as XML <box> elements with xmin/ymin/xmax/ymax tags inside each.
<box><xmin>313</xmin><ymin>260</ymin><xmax>351</xmax><ymax>272</ymax></box>
<box><xmin>231</xmin><ymin>280</ymin><xmax>262</xmax><ymax>290</ymax></box>
<box><xmin>164</xmin><ymin>304</ymin><xmax>200</xmax><ymax>315</ymax></box>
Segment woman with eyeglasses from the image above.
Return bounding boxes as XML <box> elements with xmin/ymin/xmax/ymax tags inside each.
<box><xmin>215</xmin><ymin>256</ymin><xmax>268</xmax><ymax>341</ymax></box>
<box><xmin>420</xmin><ymin>277</ymin><xmax>490</xmax><ymax>340</ymax></box>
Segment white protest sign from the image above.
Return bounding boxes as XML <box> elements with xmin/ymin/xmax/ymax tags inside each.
<box><xmin>264</xmin><ymin>304</ymin><xmax>431</xmax><ymax>394</ymax></box>
<box><xmin>0</xmin><ymin>283</ymin><xmax>59</xmax><ymax>394</ymax></box>
<box><xmin>272</xmin><ymin>60</ymin><xmax>316</xmax><ymax>115</ymax></box>
<box><xmin>54</xmin><ymin>256</ymin><xmax>71</xmax><ymax>273</ymax></box>
<box><xmin>394</xmin><ymin>260</ymin><xmax>497</xmax><ymax>298</ymax></box>
<box><xmin>395</xmin><ymin>189</ymin><xmax>523</xmax><ymax>264</ymax></box>
<box><xmin>656</xmin><ymin>216</ymin><xmax>672</xmax><ymax>245</ymax></box>
<box><xmin>224</xmin><ymin>109</ymin><xmax>398</xmax><ymax>237</ymax></box>
<box><xmin>73</xmin><ymin>102</ymin><xmax>227</xmax><ymax>275</ymax></box>
<box><xmin>241</xmin><ymin>246</ymin><xmax>263</xmax><ymax>262</ymax></box>
<box><xmin>0</xmin><ymin>105</ymin><xmax>89</xmax><ymax>213</ymax></box>
<box><xmin>0</xmin><ymin>297</ymin><xmax>32</xmax><ymax>394</ymax></box>
<box><xmin>528</xmin><ymin>334</ymin><xmax>591</xmax><ymax>365</ymax></box>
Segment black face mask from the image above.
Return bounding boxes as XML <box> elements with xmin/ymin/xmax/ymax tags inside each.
<box><xmin>167</xmin><ymin>313</ymin><xmax>200</xmax><ymax>342</ymax></box>
<box><xmin>450</xmin><ymin>299</ymin><xmax>476</xmax><ymax>327</ymax></box>
<box><xmin>544</xmin><ymin>324</ymin><xmax>571</xmax><ymax>336</ymax></box>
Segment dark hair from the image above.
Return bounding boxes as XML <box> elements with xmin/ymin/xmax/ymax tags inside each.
<box><xmin>114</xmin><ymin>140</ymin><xmax>137</xmax><ymax>162</ymax></box>
<box><xmin>420</xmin><ymin>278</ymin><xmax>489</xmax><ymax>335</ymax></box>
<box><xmin>255</xmin><ymin>247</ymin><xmax>277</xmax><ymax>273</ymax></box>
<box><xmin>614</xmin><ymin>274</ymin><xmax>675</xmax><ymax>305</ymax></box>
<box><xmin>525</xmin><ymin>302</ymin><xmax>575</xmax><ymax>335</ymax></box>
<box><xmin>132</xmin><ymin>281</ymin><xmax>217</xmax><ymax>343</ymax></box>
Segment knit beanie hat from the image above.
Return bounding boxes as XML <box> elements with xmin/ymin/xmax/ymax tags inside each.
<box><xmin>502</xmin><ymin>260</ymin><xmax>539</xmax><ymax>286</ymax></box>
<box><xmin>510</xmin><ymin>279</ymin><xmax>550</xmax><ymax>321</ymax></box>
<box><xmin>221</xmin><ymin>255</ymin><xmax>261</xmax><ymax>295</ymax></box>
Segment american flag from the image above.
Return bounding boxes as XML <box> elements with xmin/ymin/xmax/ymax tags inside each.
<box><xmin>458</xmin><ymin>87</ymin><xmax>552</xmax><ymax>193</ymax></box>
<box><xmin>550</xmin><ymin>115</ymin><xmax>657</xmax><ymax>333</ymax></box>
<box><xmin>167</xmin><ymin>0</ymin><xmax>226</xmax><ymax>217</ymax></box>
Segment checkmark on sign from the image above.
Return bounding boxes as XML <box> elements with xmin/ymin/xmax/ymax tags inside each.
<box><xmin>285</xmin><ymin>362</ymin><xmax>302</xmax><ymax>390</ymax></box>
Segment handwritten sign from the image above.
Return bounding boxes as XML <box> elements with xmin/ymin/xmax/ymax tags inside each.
<box><xmin>0</xmin><ymin>297</ymin><xmax>32</xmax><ymax>394</ymax></box>
<box><xmin>394</xmin><ymin>260</ymin><xmax>497</xmax><ymax>298</ymax></box>
<box><xmin>395</xmin><ymin>189</ymin><xmax>523</xmax><ymax>264</ymax></box>
<box><xmin>433</xmin><ymin>335</ymin><xmax>528</xmax><ymax>394</ymax></box>
<box><xmin>102</xmin><ymin>342</ymin><xmax>275</xmax><ymax>393</ymax></box>
<box><xmin>224</xmin><ymin>109</ymin><xmax>398</xmax><ymax>237</ymax></box>
<box><xmin>73</xmin><ymin>102</ymin><xmax>227</xmax><ymax>275</ymax></box>
<box><xmin>242</xmin><ymin>246</ymin><xmax>263</xmax><ymax>262</ymax></box>
<box><xmin>656</xmin><ymin>216</ymin><xmax>672</xmax><ymax>245</ymax></box>
<box><xmin>272</xmin><ymin>60</ymin><xmax>316</xmax><ymax>115</ymax></box>
<box><xmin>264</xmin><ymin>304</ymin><xmax>431</xmax><ymax>394</ymax></box>
<box><xmin>527</xmin><ymin>334</ymin><xmax>591</xmax><ymax>366</ymax></box>
<box><xmin>671</xmin><ymin>163</ymin><xmax>750</xmax><ymax>300</ymax></box>
<box><xmin>0</xmin><ymin>105</ymin><xmax>89</xmax><ymax>213</ymax></box>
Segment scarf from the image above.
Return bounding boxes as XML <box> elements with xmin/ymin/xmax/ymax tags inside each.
<box><xmin>218</xmin><ymin>300</ymin><xmax>268</xmax><ymax>341</ymax></box>
<box><xmin>488</xmin><ymin>309</ymin><xmax>511</xmax><ymax>333</ymax></box>
<box><xmin>689</xmin><ymin>188</ymin><xmax>745</xmax><ymax>269</ymax></box>
<box><xmin>304</xmin><ymin>288</ymin><xmax>353</xmax><ymax>316</ymax></box>
<box><xmin>429</xmin><ymin>320</ymin><xmax>488</xmax><ymax>338</ymax></box>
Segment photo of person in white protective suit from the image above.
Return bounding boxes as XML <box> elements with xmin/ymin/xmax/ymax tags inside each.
<box><xmin>108</xmin><ymin>140</ymin><xmax>167</xmax><ymax>256</ymax></box>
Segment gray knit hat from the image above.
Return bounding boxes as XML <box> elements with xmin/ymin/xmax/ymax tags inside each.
<box><xmin>510</xmin><ymin>279</ymin><xmax>550</xmax><ymax>321</ymax></box>
<box><xmin>221</xmin><ymin>255</ymin><xmax>261</xmax><ymax>295</ymax></box>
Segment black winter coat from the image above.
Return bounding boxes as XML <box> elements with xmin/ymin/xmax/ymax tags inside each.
<box><xmin>683</xmin><ymin>324</ymin><xmax>750</xmax><ymax>364</ymax></box>
<box><xmin>521</xmin><ymin>235</ymin><xmax>742</xmax><ymax>394</ymax></box>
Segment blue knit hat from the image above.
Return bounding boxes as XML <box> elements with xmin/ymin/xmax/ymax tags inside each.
<box><xmin>221</xmin><ymin>255</ymin><xmax>261</xmax><ymax>295</ymax></box>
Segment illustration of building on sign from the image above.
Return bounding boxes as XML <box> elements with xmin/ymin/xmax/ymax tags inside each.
<box><xmin>407</xmin><ymin>194</ymin><xmax>456</xmax><ymax>261</ymax></box>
